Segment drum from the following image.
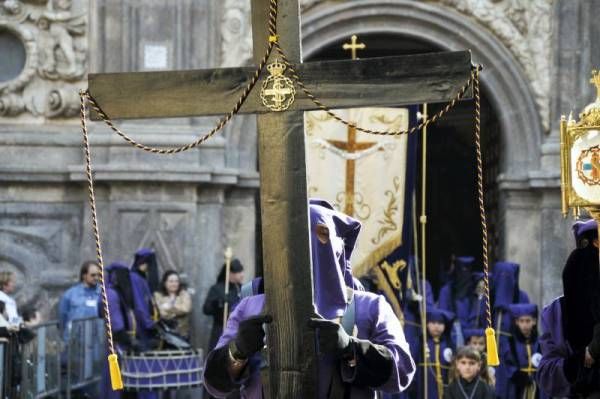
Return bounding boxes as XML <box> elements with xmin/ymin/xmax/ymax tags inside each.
<box><xmin>120</xmin><ymin>349</ymin><xmax>203</xmax><ymax>390</ymax></box>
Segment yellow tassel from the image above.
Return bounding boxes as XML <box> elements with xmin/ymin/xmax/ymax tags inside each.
<box><xmin>108</xmin><ymin>354</ymin><xmax>124</xmax><ymax>390</ymax></box>
<box><xmin>485</xmin><ymin>327</ymin><xmax>500</xmax><ymax>366</ymax></box>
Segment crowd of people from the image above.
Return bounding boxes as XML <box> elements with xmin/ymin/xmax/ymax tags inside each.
<box><xmin>201</xmin><ymin>201</ymin><xmax>600</xmax><ymax>399</ymax></box>
<box><xmin>0</xmin><ymin>203</ymin><xmax>599</xmax><ymax>398</ymax></box>
<box><xmin>386</xmin><ymin>256</ymin><xmax>543</xmax><ymax>399</ymax></box>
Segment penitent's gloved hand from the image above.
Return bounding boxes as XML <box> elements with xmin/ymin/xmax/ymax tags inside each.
<box><xmin>308</xmin><ymin>318</ymin><xmax>353</xmax><ymax>358</ymax></box>
<box><xmin>233</xmin><ymin>315</ymin><xmax>273</xmax><ymax>359</ymax></box>
<box><xmin>588</xmin><ymin>323</ymin><xmax>600</xmax><ymax>361</ymax></box>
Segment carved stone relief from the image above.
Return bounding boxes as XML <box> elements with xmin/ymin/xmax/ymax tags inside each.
<box><xmin>220</xmin><ymin>0</ymin><xmax>252</xmax><ymax>68</ymax></box>
<box><xmin>0</xmin><ymin>205</ymin><xmax>82</xmax><ymax>319</ymax></box>
<box><xmin>0</xmin><ymin>0</ymin><xmax>87</xmax><ymax>118</ymax></box>
<box><xmin>428</xmin><ymin>0</ymin><xmax>553</xmax><ymax>131</ymax></box>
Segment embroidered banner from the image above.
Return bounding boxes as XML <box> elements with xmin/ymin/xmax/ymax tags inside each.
<box><xmin>305</xmin><ymin>107</ymin><xmax>416</xmax><ymax>284</ymax></box>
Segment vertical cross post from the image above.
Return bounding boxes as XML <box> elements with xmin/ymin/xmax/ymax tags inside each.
<box><xmin>251</xmin><ymin>1</ymin><xmax>317</xmax><ymax>397</ymax></box>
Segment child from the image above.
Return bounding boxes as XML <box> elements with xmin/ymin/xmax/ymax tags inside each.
<box><xmin>417</xmin><ymin>308</ymin><xmax>455</xmax><ymax>399</ymax></box>
<box><xmin>463</xmin><ymin>329</ymin><xmax>497</xmax><ymax>387</ymax></box>
<box><xmin>499</xmin><ymin>303</ymin><xmax>546</xmax><ymax>399</ymax></box>
<box><xmin>464</xmin><ymin>328</ymin><xmax>486</xmax><ymax>353</ymax></box>
<box><xmin>444</xmin><ymin>346</ymin><xmax>495</xmax><ymax>399</ymax></box>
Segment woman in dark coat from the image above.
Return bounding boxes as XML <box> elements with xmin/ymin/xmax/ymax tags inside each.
<box><xmin>202</xmin><ymin>259</ymin><xmax>244</xmax><ymax>351</ymax></box>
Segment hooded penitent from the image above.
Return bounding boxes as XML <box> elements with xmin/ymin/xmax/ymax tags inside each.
<box><xmin>562</xmin><ymin>236</ymin><xmax>600</xmax><ymax>352</ymax></box>
<box><xmin>203</xmin><ymin>199</ymin><xmax>415</xmax><ymax>398</ymax></box>
<box><xmin>132</xmin><ymin>248</ymin><xmax>160</xmax><ymax>293</ymax></box>
<box><xmin>492</xmin><ymin>262</ymin><xmax>522</xmax><ymax>310</ymax></box>
<box><xmin>452</xmin><ymin>256</ymin><xmax>475</xmax><ymax>299</ymax></box>
<box><xmin>309</xmin><ymin>198</ymin><xmax>361</xmax><ymax>319</ymax></box>
<box><xmin>572</xmin><ymin>218</ymin><xmax>598</xmax><ymax>249</ymax></box>
<box><xmin>106</xmin><ymin>262</ymin><xmax>134</xmax><ymax>312</ymax></box>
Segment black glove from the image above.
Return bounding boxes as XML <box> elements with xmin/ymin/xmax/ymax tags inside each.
<box><xmin>588</xmin><ymin>323</ymin><xmax>600</xmax><ymax>360</ymax></box>
<box><xmin>233</xmin><ymin>315</ymin><xmax>272</xmax><ymax>358</ymax></box>
<box><xmin>308</xmin><ymin>318</ymin><xmax>353</xmax><ymax>358</ymax></box>
<box><xmin>511</xmin><ymin>370</ymin><xmax>532</xmax><ymax>387</ymax></box>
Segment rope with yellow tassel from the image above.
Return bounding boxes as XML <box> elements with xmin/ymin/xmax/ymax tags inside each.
<box><xmin>79</xmin><ymin>91</ymin><xmax>123</xmax><ymax>390</ymax></box>
<box><xmin>471</xmin><ymin>67</ymin><xmax>499</xmax><ymax>366</ymax></box>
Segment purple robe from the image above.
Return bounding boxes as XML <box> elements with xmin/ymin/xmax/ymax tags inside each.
<box><xmin>130</xmin><ymin>271</ymin><xmax>156</xmax><ymax>333</ymax></box>
<box><xmin>415</xmin><ymin>335</ymin><xmax>453</xmax><ymax>399</ymax></box>
<box><xmin>203</xmin><ymin>199</ymin><xmax>415</xmax><ymax>398</ymax></box>
<box><xmin>536</xmin><ymin>298</ymin><xmax>572</xmax><ymax>397</ymax></box>
<box><xmin>101</xmin><ymin>264</ymin><xmax>137</xmax><ymax>399</ymax></box>
<box><xmin>204</xmin><ymin>292</ymin><xmax>414</xmax><ymax>398</ymax></box>
<box><xmin>499</xmin><ymin>334</ymin><xmax>546</xmax><ymax>399</ymax></box>
<box><xmin>438</xmin><ymin>273</ymin><xmax>487</xmax><ymax>331</ymax></box>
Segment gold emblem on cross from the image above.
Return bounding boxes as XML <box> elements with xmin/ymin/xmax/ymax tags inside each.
<box><xmin>260</xmin><ymin>59</ymin><xmax>296</xmax><ymax>112</ymax></box>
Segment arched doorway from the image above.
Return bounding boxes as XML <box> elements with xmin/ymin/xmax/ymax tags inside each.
<box><xmin>301</xmin><ymin>0</ymin><xmax>544</xmax><ymax>296</ymax></box>
<box><xmin>306</xmin><ymin>33</ymin><xmax>501</xmax><ymax>292</ymax></box>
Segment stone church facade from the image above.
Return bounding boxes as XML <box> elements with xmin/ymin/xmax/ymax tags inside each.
<box><xmin>0</xmin><ymin>0</ymin><xmax>598</xmax><ymax>346</ymax></box>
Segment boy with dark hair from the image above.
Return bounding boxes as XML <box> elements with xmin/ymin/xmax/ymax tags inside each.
<box><xmin>444</xmin><ymin>346</ymin><xmax>494</xmax><ymax>399</ymax></box>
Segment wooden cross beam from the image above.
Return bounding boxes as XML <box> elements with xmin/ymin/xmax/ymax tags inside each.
<box><xmin>87</xmin><ymin>1</ymin><xmax>473</xmax><ymax>397</ymax></box>
<box><xmin>88</xmin><ymin>51</ymin><xmax>472</xmax><ymax>119</ymax></box>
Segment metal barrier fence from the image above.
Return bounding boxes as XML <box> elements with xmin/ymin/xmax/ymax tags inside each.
<box><xmin>20</xmin><ymin>322</ymin><xmax>61</xmax><ymax>399</ymax></box>
<box><xmin>64</xmin><ymin>318</ymin><xmax>105</xmax><ymax>399</ymax></box>
<box><xmin>0</xmin><ymin>318</ymin><xmax>204</xmax><ymax>398</ymax></box>
<box><xmin>0</xmin><ymin>334</ymin><xmax>20</xmax><ymax>399</ymax></box>
<box><xmin>0</xmin><ymin>318</ymin><xmax>105</xmax><ymax>399</ymax></box>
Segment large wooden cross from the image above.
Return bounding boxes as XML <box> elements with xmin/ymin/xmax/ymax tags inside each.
<box><xmin>88</xmin><ymin>1</ymin><xmax>472</xmax><ymax>397</ymax></box>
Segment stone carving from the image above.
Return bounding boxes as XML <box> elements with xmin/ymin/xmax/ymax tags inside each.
<box><xmin>0</xmin><ymin>209</ymin><xmax>80</xmax><ymax>319</ymax></box>
<box><xmin>220</xmin><ymin>0</ymin><xmax>253</xmax><ymax>67</ymax></box>
<box><xmin>0</xmin><ymin>0</ymin><xmax>87</xmax><ymax>118</ymax></box>
<box><xmin>435</xmin><ymin>0</ymin><xmax>553</xmax><ymax>131</ymax></box>
<box><xmin>35</xmin><ymin>0</ymin><xmax>86</xmax><ymax>80</ymax></box>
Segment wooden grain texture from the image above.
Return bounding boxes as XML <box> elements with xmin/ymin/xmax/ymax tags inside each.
<box><xmin>88</xmin><ymin>51</ymin><xmax>472</xmax><ymax>120</ymax></box>
<box><xmin>251</xmin><ymin>1</ymin><xmax>317</xmax><ymax>398</ymax></box>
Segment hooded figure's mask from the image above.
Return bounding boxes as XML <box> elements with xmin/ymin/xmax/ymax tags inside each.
<box><xmin>309</xmin><ymin>199</ymin><xmax>361</xmax><ymax>320</ymax></box>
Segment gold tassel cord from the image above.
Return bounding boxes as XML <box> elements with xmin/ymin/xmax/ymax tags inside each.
<box><xmin>472</xmin><ymin>67</ymin><xmax>499</xmax><ymax>366</ymax></box>
<box><xmin>80</xmin><ymin>90</ymin><xmax>122</xmax><ymax>389</ymax></box>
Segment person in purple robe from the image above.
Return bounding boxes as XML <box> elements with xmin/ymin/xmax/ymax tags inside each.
<box><xmin>130</xmin><ymin>248</ymin><xmax>160</xmax><ymax>350</ymax></box>
<box><xmin>499</xmin><ymin>303</ymin><xmax>545</xmax><ymax>399</ymax></box>
<box><xmin>203</xmin><ymin>199</ymin><xmax>416</xmax><ymax>398</ymax></box>
<box><xmin>101</xmin><ymin>262</ymin><xmax>137</xmax><ymax>399</ymax></box>
<box><xmin>464</xmin><ymin>328</ymin><xmax>486</xmax><ymax>355</ymax></box>
<box><xmin>439</xmin><ymin>258</ymin><xmax>489</xmax><ymax>346</ymax></box>
<box><xmin>416</xmin><ymin>307</ymin><xmax>455</xmax><ymax>399</ymax></box>
<box><xmin>537</xmin><ymin>219</ymin><xmax>600</xmax><ymax>398</ymax></box>
<box><xmin>391</xmin><ymin>261</ymin><xmax>433</xmax><ymax>399</ymax></box>
<box><xmin>492</xmin><ymin>261</ymin><xmax>530</xmax><ymax>398</ymax></box>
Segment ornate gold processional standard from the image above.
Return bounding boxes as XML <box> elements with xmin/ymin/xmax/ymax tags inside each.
<box><xmin>80</xmin><ymin>0</ymin><xmax>496</xmax><ymax>395</ymax></box>
<box><xmin>560</xmin><ymin>70</ymin><xmax>600</xmax><ymax>236</ymax></box>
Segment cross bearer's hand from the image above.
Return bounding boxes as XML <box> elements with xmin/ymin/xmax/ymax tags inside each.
<box><xmin>233</xmin><ymin>315</ymin><xmax>273</xmax><ymax>359</ymax></box>
<box><xmin>308</xmin><ymin>318</ymin><xmax>353</xmax><ymax>358</ymax></box>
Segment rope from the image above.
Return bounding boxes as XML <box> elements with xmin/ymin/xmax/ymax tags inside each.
<box><xmin>472</xmin><ymin>67</ymin><xmax>492</xmax><ymax>331</ymax></box>
<box><xmin>272</xmin><ymin>41</ymin><xmax>474</xmax><ymax>137</ymax></box>
<box><xmin>84</xmin><ymin>0</ymin><xmax>279</xmax><ymax>155</ymax></box>
<box><xmin>79</xmin><ymin>91</ymin><xmax>115</xmax><ymax>357</ymax></box>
